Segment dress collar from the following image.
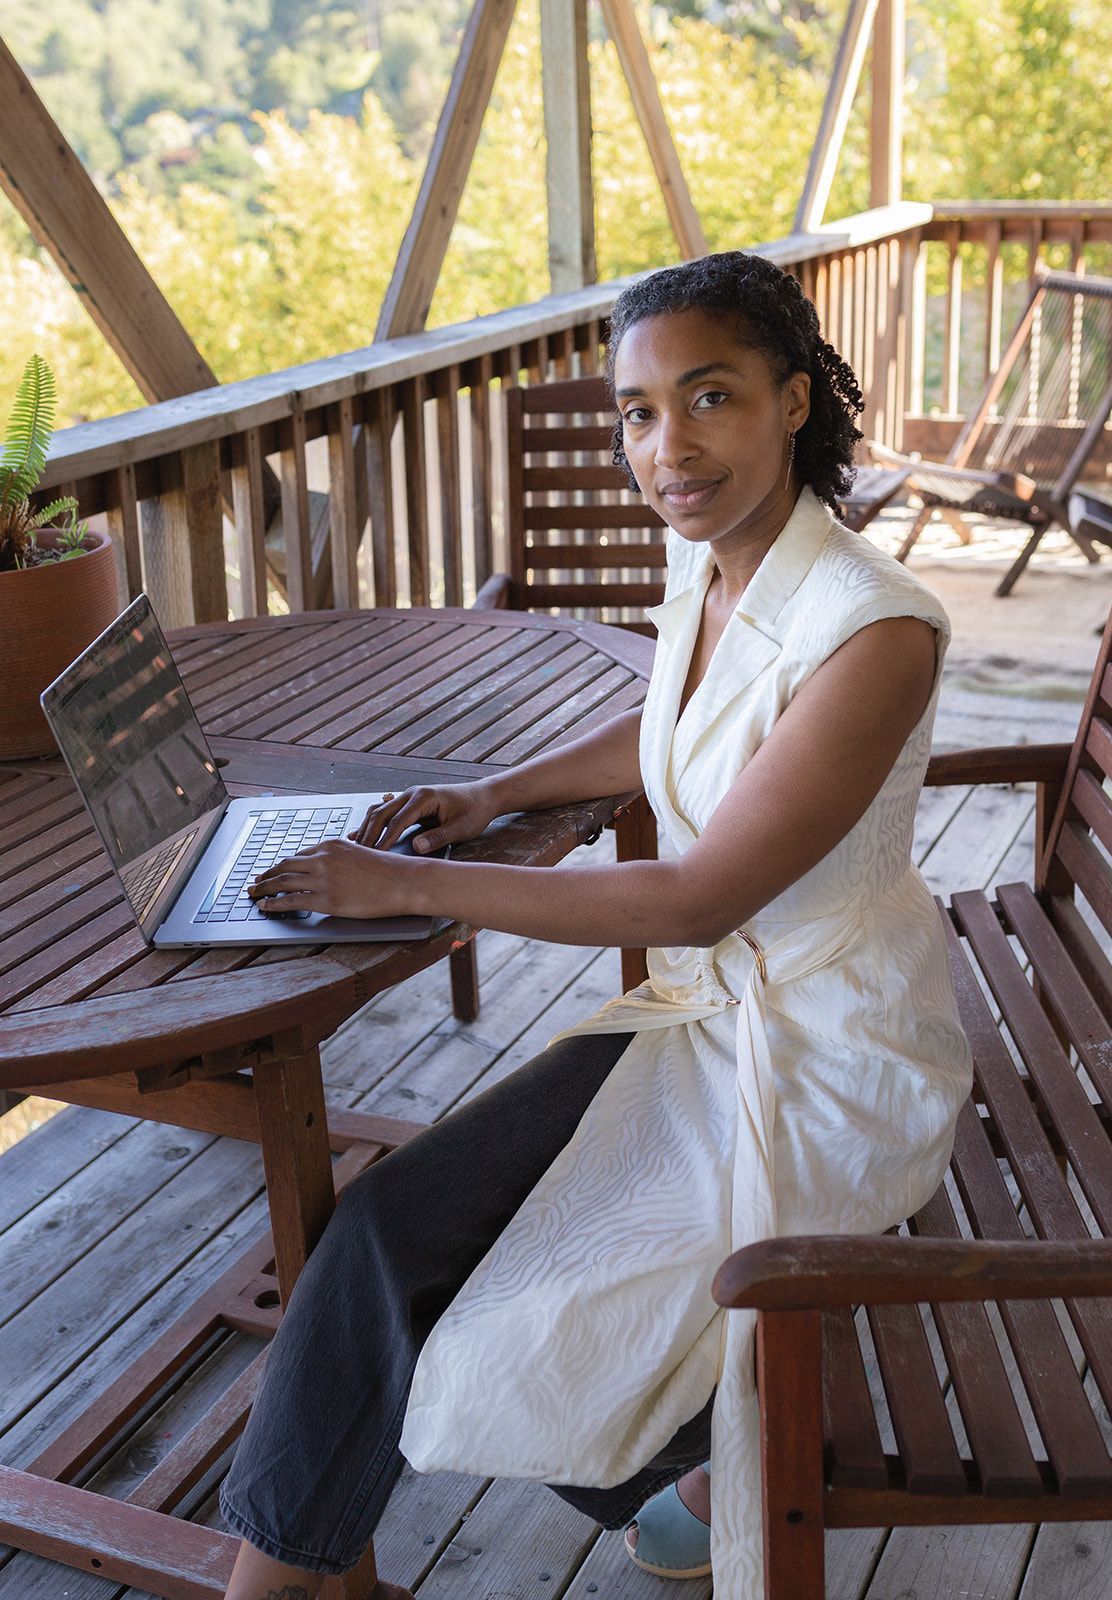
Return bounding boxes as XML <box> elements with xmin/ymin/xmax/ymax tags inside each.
<box><xmin>646</xmin><ymin>485</ymin><xmax>835</xmax><ymax>645</ymax></box>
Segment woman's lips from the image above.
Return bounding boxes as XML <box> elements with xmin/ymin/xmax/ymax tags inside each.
<box><xmin>659</xmin><ymin>478</ymin><xmax>722</xmax><ymax>513</ymax></box>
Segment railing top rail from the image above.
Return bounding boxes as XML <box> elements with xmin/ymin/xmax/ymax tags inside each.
<box><xmin>929</xmin><ymin>200</ymin><xmax>1112</xmax><ymax>220</ymax></box>
<box><xmin>41</xmin><ymin>201</ymin><xmax>931</xmax><ymax>488</ymax></box>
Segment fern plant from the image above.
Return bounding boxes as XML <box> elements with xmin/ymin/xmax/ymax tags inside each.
<box><xmin>0</xmin><ymin>355</ymin><xmax>89</xmax><ymax>572</ymax></box>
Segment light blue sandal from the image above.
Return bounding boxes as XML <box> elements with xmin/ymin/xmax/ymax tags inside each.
<box><xmin>623</xmin><ymin>1476</ymin><xmax>713</xmax><ymax>1579</ymax></box>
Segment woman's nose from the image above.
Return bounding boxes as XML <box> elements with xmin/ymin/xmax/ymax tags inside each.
<box><xmin>654</xmin><ymin>412</ymin><xmax>698</xmax><ymax>468</ymax></box>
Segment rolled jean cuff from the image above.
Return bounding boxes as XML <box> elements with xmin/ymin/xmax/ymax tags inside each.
<box><xmin>218</xmin><ymin>1487</ymin><xmax>352</xmax><ymax>1577</ymax></box>
<box><xmin>548</xmin><ymin>1462</ymin><xmax>696</xmax><ymax>1530</ymax></box>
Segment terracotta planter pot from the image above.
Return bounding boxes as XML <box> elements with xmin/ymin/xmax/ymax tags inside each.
<box><xmin>0</xmin><ymin>527</ymin><xmax>122</xmax><ymax>760</ymax></box>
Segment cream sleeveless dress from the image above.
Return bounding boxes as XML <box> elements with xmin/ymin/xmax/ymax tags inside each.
<box><xmin>399</xmin><ymin>486</ymin><xmax>974</xmax><ymax>1598</ymax></box>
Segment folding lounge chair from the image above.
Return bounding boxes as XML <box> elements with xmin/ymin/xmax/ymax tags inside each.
<box><xmin>844</xmin><ymin>269</ymin><xmax>1112</xmax><ymax>596</ymax></box>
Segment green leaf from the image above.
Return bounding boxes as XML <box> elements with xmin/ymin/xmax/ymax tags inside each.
<box><xmin>0</xmin><ymin>355</ymin><xmax>56</xmax><ymax>520</ymax></box>
<box><xmin>25</xmin><ymin>495</ymin><xmax>78</xmax><ymax>532</ymax></box>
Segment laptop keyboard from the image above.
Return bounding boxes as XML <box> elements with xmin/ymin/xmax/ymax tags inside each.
<box><xmin>121</xmin><ymin>829</ymin><xmax>199</xmax><ymax>922</ymax></box>
<box><xmin>194</xmin><ymin>806</ymin><xmax>351</xmax><ymax>924</ymax></box>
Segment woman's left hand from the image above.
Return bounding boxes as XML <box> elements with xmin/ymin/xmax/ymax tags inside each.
<box><xmin>249</xmin><ymin>838</ymin><xmax>423</xmax><ymax>920</ymax></box>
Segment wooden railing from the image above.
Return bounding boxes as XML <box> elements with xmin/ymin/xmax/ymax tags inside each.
<box><xmin>904</xmin><ymin>201</ymin><xmax>1112</xmax><ymax>460</ymax></box>
<box><xmin>37</xmin><ymin>198</ymin><xmax>1112</xmax><ymax>629</ymax></box>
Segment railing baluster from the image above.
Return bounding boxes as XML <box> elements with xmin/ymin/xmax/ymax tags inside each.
<box><xmin>366</xmin><ymin>388</ymin><xmax>397</xmax><ymax>608</ymax></box>
<box><xmin>814</xmin><ymin>258</ymin><xmax>829</xmax><ymax>339</ymax></box>
<box><xmin>141</xmin><ymin>443</ymin><xmax>227</xmax><ymax>627</ymax></box>
<box><xmin>278</xmin><ymin>401</ymin><xmax>313</xmax><ymax>613</ymax></box>
<box><xmin>576</xmin><ymin>317</ymin><xmax>602</xmax><ymax>375</ymax></box>
<box><xmin>943</xmin><ymin>223</ymin><xmax>962</xmax><ymax>414</ymax></box>
<box><xmin>468</xmin><ymin>354</ymin><xmax>494</xmax><ymax>595</ymax></box>
<box><xmin>553</xmin><ymin>325</ymin><xmax>575</xmax><ymax>379</ymax></box>
<box><xmin>230</xmin><ymin>428</ymin><xmax>268</xmax><ymax>617</ymax></box>
<box><xmin>327</xmin><ymin>396</ymin><xmax>360</xmax><ymax>610</ymax></box>
<box><xmin>402</xmin><ymin>377</ymin><xmax>430</xmax><ymax>606</ymax></box>
<box><xmin>827</xmin><ymin>254</ymin><xmax>842</xmax><ymax>354</ymax></box>
<box><xmin>1067</xmin><ymin>222</ymin><xmax>1086</xmax><ymax>425</ymax></box>
<box><xmin>436</xmin><ymin>365</ymin><xmax>463</xmax><ymax>607</ymax></box>
<box><xmin>183</xmin><ymin>443</ymin><xmax>229</xmax><ymax>624</ymax></box>
<box><xmin>859</xmin><ymin>243</ymin><xmax>878</xmax><ymax>436</ymax></box>
<box><xmin>906</xmin><ymin>236</ymin><xmax>926</xmax><ymax>416</ymax></box>
<box><xmin>1028</xmin><ymin>218</ymin><xmax>1044</xmax><ymax>290</ymax></box>
<box><xmin>107</xmin><ymin>461</ymin><xmax>142</xmax><ymax>606</ymax></box>
<box><xmin>985</xmin><ymin>220</ymin><xmax>1003</xmax><ymax>400</ymax></box>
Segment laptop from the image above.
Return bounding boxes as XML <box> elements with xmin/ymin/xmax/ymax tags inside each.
<box><xmin>39</xmin><ymin>594</ymin><xmax>445</xmax><ymax>948</ymax></box>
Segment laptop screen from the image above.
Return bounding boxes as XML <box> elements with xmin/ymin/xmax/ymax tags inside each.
<box><xmin>40</xmin><ymin>595</ymin><xmax>227</xmax><ymax>895</ymax></box>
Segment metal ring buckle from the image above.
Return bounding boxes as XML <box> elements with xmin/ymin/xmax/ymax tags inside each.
<box><xmin>739</xmin><ymin>931</ymin><xmax>768</xmax><ymax>984</ymax></box>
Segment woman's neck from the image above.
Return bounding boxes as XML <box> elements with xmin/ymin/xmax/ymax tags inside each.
<box><xmin>705</xmin><ymin>482</ymin><xmax>801</xmax><ymax>606</ymax></box>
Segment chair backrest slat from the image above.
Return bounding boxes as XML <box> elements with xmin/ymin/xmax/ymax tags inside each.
<box><xmin>504</xmin><ymin>372</ymin><xmax>669</xmax><ymax>626</ymax></box>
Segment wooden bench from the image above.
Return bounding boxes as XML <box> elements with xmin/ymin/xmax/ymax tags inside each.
<box><xmin>714</xmin><ymin>611</ymin><xmax>1112</xmax><ymax>1596</ymax></box>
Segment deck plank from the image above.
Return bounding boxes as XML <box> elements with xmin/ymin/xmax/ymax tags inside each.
<box><xmin>412</xmin><ymin>1475</ymin><xmax>598</xmax><ymax>1597</ymax></box>
<box><xmin>0</xmin><ymin>1121</ymin><xmax>212</xmax><ymax>1326</ymax></box>
<box><xmin>0</xmin><ymin>1105</ymin><xmax>132</xmax><ymax>1234</ymax></box>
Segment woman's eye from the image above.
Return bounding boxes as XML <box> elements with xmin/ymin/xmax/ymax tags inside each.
<box><xmin>622</xmin><ymin>406</ymin><xmax>653</xmax><ymax>425</ymax></box>
<box><xmin>693</xmin><ymin>390</ymin><xmax>728</xmax><ymax>410</ymax></box>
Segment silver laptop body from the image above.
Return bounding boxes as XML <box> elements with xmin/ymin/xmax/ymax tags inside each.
<box><xmin>39</xmin><ymin>595</ymin><xmax>441</xmax><ymax>948</ymax></box>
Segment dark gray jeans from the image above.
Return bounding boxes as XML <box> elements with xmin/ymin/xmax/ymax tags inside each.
<box><xmin>219</xmin><ymin>1029</ymin><xmax>714</xmax><ymax>1575</ymax></box>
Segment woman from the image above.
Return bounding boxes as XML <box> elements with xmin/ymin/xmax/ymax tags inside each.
<box><xmin>219</xmin><ymin>251</ymin><xmax>973</xmax><ymax>1600</ymax></box>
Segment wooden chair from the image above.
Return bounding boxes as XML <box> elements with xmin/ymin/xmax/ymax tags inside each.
<box><xmin>845</xmin><ymin>269</ymin><xmax>1112</xmax><ymax>596</ymax></box>
<box><xmin>463</xmin><ymin>372</ymin><xmax>661</xmax><ymax>1014</ymax></box>
<box><xmin>713</xmin><ymin>609</ymin><xmax>1112</xmax><ymax>1598</ymax></box>
<box><xmin>474</xmin><ymin>374</ymin><xmax>667</xmax><ymax>631</ymax></box>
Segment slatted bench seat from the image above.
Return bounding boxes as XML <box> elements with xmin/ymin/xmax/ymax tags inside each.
<box><xmin>713</xmin><ymin>617</ymin><xmax>1112</xmax><ymax>1597</ymax></box>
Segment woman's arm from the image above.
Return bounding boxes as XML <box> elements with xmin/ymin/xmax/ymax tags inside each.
<box><xmin>484</xmin><ymin>706</ymin><xmax>644</xmax><ymax>814</ymax></box>
<box><xmin>354</xmin><ymin>706</ymin><xmax>644</xmax><ymax>853</ymax></box>
<box><xmin>253</xmin><ymin>617</ymin><xmax>937</xmax><ymax>945</ymax></box>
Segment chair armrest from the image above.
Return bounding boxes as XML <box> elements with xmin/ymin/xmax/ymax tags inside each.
<box><xmin>925</xmin><ymin>742</ymin><xmax>1071</xmax><ymax>787</ymax></box>
<box><xmin>866</xmin><ymin>440</ymin><xmax>918</xmax><ymax>469</ymax></box>
<box><xmin>472</xmin><ymin>573</ymin><xmax>512</xmax><ymax>610</ymax></box>
<box><xmin>712</xmin><ymin>1234</ymin><xmax>1112</xmax><ymax>1311</ymax></box>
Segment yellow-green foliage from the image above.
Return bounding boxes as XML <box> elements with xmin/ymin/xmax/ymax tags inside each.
<box><xmin>0</xmin><ymin>0</ymin><xmax>1108</xmax><ymax>426</ymax></box>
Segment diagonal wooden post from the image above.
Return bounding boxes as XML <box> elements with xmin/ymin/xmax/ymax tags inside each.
<box><xmin>375</xmin><ymin>0</ymin><xmax>519</xmax><ymax>339</ymax></box>
<box><xmin>0</xmin><ymin>36</ymin><xmax>217</xmax><ymax>402</ymax></box>
<box><xmin>0</xmin><ymin>37</ymin><xmax>310</xmax><ymax>618</ymax></box>
<box><xmin>794</xmin><ymin>0</ymin><xmax>879</xmax><ymax>234</ymax></box>
<box><xmin>599</xmin><ymin>0</ymin><xmax>707</xmax><ymax>260</ymax></box>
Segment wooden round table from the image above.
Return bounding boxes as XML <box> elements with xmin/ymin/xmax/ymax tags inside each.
<box><xmin>0</xmin><ymin>605</ymin><xmax>654</xmax><ymax>1599</ymax></box>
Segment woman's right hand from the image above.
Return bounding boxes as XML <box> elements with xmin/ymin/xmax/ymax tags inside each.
<box><xmin>348</xmin><ymin>780</ymin><xmax>503</xmax><ymax>855</ymax></box>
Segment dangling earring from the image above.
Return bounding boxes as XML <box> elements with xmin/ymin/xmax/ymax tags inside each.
<box><xmin>784</xmin><ymin>429</ymin><xmax>796</xmax><ymax>491</ymax></box>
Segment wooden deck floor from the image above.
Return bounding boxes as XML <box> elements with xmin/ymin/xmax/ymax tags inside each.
<box><xmin>2</xmin><ymin>523</ymin><xmax>1110</xmax><ymax>1600</ymax></box>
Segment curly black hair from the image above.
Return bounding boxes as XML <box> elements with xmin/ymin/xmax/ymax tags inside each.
<box><xmin>605</xmin><ymin>251</ymin><xmax>864</xmax><ymax>509</ymax></box>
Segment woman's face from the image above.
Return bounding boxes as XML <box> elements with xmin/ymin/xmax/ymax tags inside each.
<box><xmin>612</xmin><ymin>307</ymin><xmax>811</xmax><ymax>548</ymax></box>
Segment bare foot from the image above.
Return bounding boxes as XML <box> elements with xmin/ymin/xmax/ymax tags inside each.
<box><xmin>626</xmin><ymin>1463</ymin><xmax>710</xmax><ymax>1552</ymax></box>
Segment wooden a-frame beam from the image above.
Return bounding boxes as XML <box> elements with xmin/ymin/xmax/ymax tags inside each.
<box><xmin>376</xmin><ymin>0</ymin><xmax>518</xmax><ymax>340</ymax></box>
<box><xmin>794</xmin><ymin>0</ymin><xmax>880</xmax><ymax>234</ymax></box>
<box><xmin>0</xmin><ymin>36</ymin><xmax>217</xmax><ymax>401</ymax></box>
<box><xmin>541</xmin><ymin>0</ymin><xmax>596</xmax><ymax>292</ymax></box>
<box><xmin>599</xmin><ymin>0</ymin><xmax>707</xmax><ymax>260</ymax></box>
